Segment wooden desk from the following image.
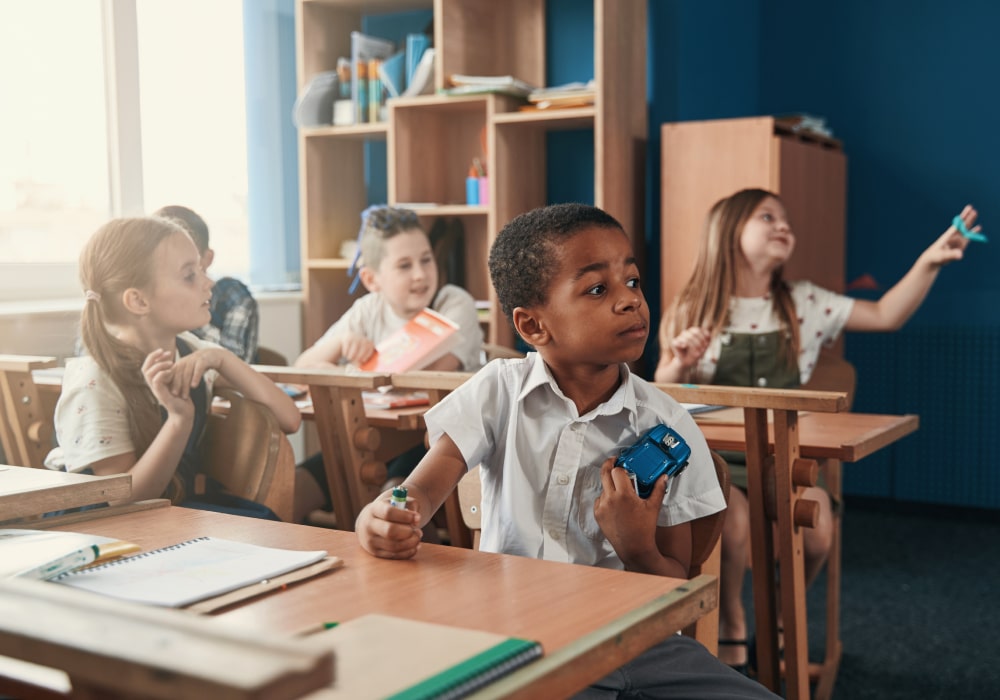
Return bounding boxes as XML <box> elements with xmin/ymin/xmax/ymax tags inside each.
<box><xmin>661</xmin><ymin>384</ymin><xmax>918</xmax><ymax>700</ymax></box>
<box><xmin>0</xmin><ymin>465</ymin><xmax>131</xmax><ymax>522</ymax></box>
<box><xmin>695</xmin><ymin>411</ymin><xmax>919</xmax><ymax>463</ymax></box>
<box><xmin>7</xmin><ymin>504</ymin><xmax>717</xmax><ymax>699</ymax></box>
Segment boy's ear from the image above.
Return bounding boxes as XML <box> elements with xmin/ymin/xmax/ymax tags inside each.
<box><xmin>201</xmin><ymin>248</ymin><xmax>215</xmax><ymax>271</ymax></box>
<box><xmin>358</xmin><ymin>267</ymin><xmax>379</xmax><ymax>293</ymax></box>
<box><xmin>512</xmin><ymin>307</ymin><xmax>550</xmax><ymax>346</ymax></box>
<box><xmin>121</xmin><ymin>288</ymin><xmax>150</xmax><ymax>316</ymax></box>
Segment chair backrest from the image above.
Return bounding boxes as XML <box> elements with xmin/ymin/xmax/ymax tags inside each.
<box><xmin>256</xmin><ymin>346</ymin><xmax>290</xmax><ymax>367</ymax></box>
<box><xmin>201</xmin><ymin>388</ymin><xmax>295</xmax><ymax>521</ymax></box>
<box><xmin>802</xmin><ymin>351</ymin><xmax>856</xmax><ymax>410</ymax></box>
<box><xmin>689</xmin><ymin>451</ymin><xmax>731</xmax><ymax>571</ymax></box>
<box><xmin>0</xmin><ymin>355</ymin><xmax>58</xmax><ymax>469</ymax></box>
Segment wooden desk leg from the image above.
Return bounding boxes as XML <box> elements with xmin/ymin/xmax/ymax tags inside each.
<box><xmin>773</xmin><ymin>410</ymin><xmax>810</xmax><ymax>700</ymax></box>
<box><xmin>744</xmin><ymin>407</ymin><xmax>780</xmax><ymax>693</ymax></box>
<box><xmin>309</xmin><ymin>386</ymin><xmax>359</xmax><ymax>531</ymax></box>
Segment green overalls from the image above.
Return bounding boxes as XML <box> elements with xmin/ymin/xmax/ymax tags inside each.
<box><xmin>713</xmin><ymin>330</ymin><xmax>799</xmax><ymax>490</ymax></box>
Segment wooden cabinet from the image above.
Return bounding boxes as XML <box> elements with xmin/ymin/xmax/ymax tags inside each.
<box><xmin>296</xmin><ymin>0</ymin><xmax>647</xmax><ymax>349</ymax></box>
<box><xmin>660</xmin><ymin>116</ymin><xmax>847</xmax><ymax>316</ymax></box>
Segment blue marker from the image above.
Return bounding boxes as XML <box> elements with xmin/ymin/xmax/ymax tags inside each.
<box><xmin>954</xmin><ymin>215</ymin><xmax>987</xmax><ymax>243</ymax></box>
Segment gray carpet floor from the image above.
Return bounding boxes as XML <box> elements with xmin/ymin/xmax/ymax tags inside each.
<box><xmin>743</xmin><ymin>499</ymin><xmax>1000</xmax><ymax>699</ymax></box>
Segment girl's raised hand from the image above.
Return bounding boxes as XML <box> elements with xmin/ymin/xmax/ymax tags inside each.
<box><xmin>142</xmin><ymin>348</ymin><xmax>194</xmax><ymax>420</ymax></box>
<box><xmin>670</xmin><ymin>326</ymin><xmax>711</xmax><ymax>369</ymax></box>
<box><xmin>923</xmin><ymin>204</ymin><xmax>979</xmax><ymax>267</ymax></box>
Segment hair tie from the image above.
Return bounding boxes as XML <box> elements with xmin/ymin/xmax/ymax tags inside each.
<box><xmin>84</xmin><ymin>290</ymin><xmax>101</xmax><ymax>303</ymax></box>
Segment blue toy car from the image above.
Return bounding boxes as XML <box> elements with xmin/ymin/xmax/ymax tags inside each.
<box><xmin>615</xmin><ymin>424</ymin><xmax>691</xmax><ymax>498</ymax></box>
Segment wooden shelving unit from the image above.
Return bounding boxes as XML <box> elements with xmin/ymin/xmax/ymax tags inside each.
<box><xmin>660</xmin><ymin>116</ymin><xmax>847</xmax><ymax>316</ymax></box>
<box><xmin>296</xmin><ymin>0</ymin><xmax>647</xmax><ymax>349</ymax></box>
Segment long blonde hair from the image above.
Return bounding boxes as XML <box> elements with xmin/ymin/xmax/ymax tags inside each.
<box><xmin>660</xmin><ymin>188</ymin><xmax>800</xmax><ymax>367</ymax></box>
<box><xmin>78</xmin><ymin>217</ymin><xmax>187</xmax><ymax>458</ymax></box>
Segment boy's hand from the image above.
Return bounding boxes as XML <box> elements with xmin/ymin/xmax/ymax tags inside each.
<box><xmin>339</xmin><ymin>333</ymin><xmax>377</xmax><ymax>366</ymax></box>
<box><xmin>356</xmin><ymin>496</ymin><xmax>423</xmax><ymax>559</ymax></box>
<box><xmin>670</xmin><ymin>326</ymin><xmax>711</xmax><ymax>370</ymax></box>
<box><xmin>593</xmin><ymin>457</ymin><xmax>668</xmax><ymax>562</ymax></box>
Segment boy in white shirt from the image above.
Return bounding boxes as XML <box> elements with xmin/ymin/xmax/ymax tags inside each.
<box><xmin>356</xmin><ymin>203</ymin><xmax>777</xmax><ymax>698</ymax></box>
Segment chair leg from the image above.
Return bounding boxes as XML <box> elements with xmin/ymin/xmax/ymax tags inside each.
<box><xmin>813</xmin><ymin>461</ymin><xmax>844</xmax><ymax>700</ymax></box>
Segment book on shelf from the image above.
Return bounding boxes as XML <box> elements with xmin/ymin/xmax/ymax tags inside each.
<box><xmin>525</xmin><ymin>80</ymin><xmax>596</xmax><ymax>110</ymax></box>
<box><xmin>359</xmin><ymin>307</ymin><xmax>460</xmax><ymax>373</ymax></box>
<box><xmin>402</xmin><ymin>47</ymin><xmax>435</xmax><ymax>97</ymax></box>
<box><xmin>444</xmin><ymin>74</ymin><xmax>536</xmax><ymax>98</ymax></box>
<box><xmin>306</xmin><ymin>614</ymin><xmax>543</xmax><ymax>699</ymax></box>
<box><xmin>378</xmin><ymin>49</ymin><xmax>406</xmax><ymax>99</ymax></box>
<box><xmin>350</xmin><ymin>31</ymin><xmax>395</xmax><ymax>124</ymax></box>
<box><xmin>405</xmin><ymin>32</ymin><xmax>431</xmax><ymax>88</ymax></box>
<box><xmin>1</xmin><ymin>529</ymin><xmax>141</xmax><ymax>581</ymax></box>
<box><xmin>51</xmin><ymin>536</ymin><xmax>336</xmax><ymax>609</ymax></box>
<box><xmin>362</xmin><ymin>389</ymin><xmax>430</xmax><ymax>410</ymax></box>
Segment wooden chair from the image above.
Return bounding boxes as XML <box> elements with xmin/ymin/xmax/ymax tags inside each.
<box><xmin>799</xmin><ymin>351</ymin><xmax>856</xmax><ymax>699</ymax></box>
<box><xmin>456</xmin><ymin>452</ymin><xmax>731</xmax><ymax>652</ymax></box>
<box><xmin>256</xmin><ymin>346</ymin><xmax>289</xmax><ymax>366</ymax></box>
<box><xmin>201</xmin><ymin>388</ymin><xmax>296</xmax><ymax>522</ymax></box>
<box><xmin>0</xmin><ymin>355</ymin><xmax>58</xmax><ymax>469</ymax></box>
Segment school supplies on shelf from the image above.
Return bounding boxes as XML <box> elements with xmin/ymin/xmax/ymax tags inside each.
<box><xmin>52</xmin><ymin>536</ymin><xmax>332</xmax><ymax>608</ymax></box>
<box><xmin>305</xmin><ymin>614</ymin><xmax>543</xmax><ymax>699</ymax></box>
<box><xmin>405</xmin><ymin>32</ymin><xmax>431</xmax><ymax>88</ymax></box>
<box><xmin>350</xmin><ymin>31</ymin><xmax>394</xmax><ymax>124</ymax></box>
<box><xmin>358</xmin><ymin>307</ymin><xmax>460</xmax><ymax>373</ymax></box>
<box><xmin>1</xmin><ymin>529</ymin><xmax>141</xmax><ymax>580</ymax></box>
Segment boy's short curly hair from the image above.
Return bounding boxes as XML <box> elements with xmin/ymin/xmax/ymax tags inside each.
<box><xmin>488</xmin><ymin>203</ymin><xmax>624</xmax><ymax>320</ymax></box>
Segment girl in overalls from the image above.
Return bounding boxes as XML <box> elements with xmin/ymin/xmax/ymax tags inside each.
<box><xmin>654</xmin><ymin>189</ymin><xmax>979</xmax><ymax>672</ymax></box>
<box><xmin>53</xmin><ymin>217</ymin><xmax>300</xmax><ymax>516</ymax></box>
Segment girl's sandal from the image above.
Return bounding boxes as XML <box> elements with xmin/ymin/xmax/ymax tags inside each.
<box><xmin>718</xmin><ymin>638</ymin><xmax>751</xmax><ymax>676</ymax></box>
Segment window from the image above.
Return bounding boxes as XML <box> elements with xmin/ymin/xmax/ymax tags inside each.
<box><xmin>0</xmin><ymin>2</ymin><xmax>109</xmax><ymax>298</ymax></box>
<box><xmin>0</xmin><ymin>0</ymin><xmax>249</xmax><ymax>300</ymax></box>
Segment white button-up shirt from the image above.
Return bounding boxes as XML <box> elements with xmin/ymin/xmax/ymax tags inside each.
<box><xmin>424</xmin><ymin>353</ymin><xmax>726</xmax><ymax>569</ymax></box>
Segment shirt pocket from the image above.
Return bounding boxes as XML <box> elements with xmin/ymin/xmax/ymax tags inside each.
<box><xmin>575</xmin><ymin>463</ymin><xmax>605</xmax><ymax>542</ymax></box>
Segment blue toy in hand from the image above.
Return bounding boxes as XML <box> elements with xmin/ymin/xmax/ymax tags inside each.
<box><xmin>615</xmin><ymin>424</ymin><xmax>691</xmax><ymax>498</ymax></box>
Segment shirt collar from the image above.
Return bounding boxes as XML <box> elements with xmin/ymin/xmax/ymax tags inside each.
<box><xmin>517</xmin><ymin>352</ymin><xmax>640</xmax><ymax>430</ymax></box>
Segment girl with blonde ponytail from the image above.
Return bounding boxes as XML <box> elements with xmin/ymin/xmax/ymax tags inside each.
<box><xmin>54</xmin><ymin>217</ymin><xmax>300</xmax><ymax>515</ymax></box>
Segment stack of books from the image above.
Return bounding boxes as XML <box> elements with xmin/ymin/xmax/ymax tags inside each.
<box><xmin>443</xmin><ymin>74</ymin><xmax>536</xmax><ymax>98</ymax></box>
<box><xmin>525</xmin><ymin>80</ymin><xmax>596</xmax><ymax>110</ymax></box>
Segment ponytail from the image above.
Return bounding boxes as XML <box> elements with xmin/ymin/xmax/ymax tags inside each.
<box><xmin>78</xmin><ymin>217</ymin><xmax>185</xmax><ymax>457</ymax></box>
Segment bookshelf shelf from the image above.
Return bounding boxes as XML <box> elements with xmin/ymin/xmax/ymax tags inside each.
<box><xmin>296</xmin><ymin>0</ymin><xmax>647</xmax><ymax>349</ymax></box>
<box><xmin>301</xmin><ymin>123</ymin><xmax>389</xmax><ymax>140</ymax></box>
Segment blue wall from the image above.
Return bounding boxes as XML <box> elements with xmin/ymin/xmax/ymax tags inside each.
<box><xmin>645</xmin><ymin>0</ymin><xmax>999</xmax><ymax>507</ymax></box>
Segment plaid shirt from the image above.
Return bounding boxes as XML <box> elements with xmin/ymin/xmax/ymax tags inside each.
<box><xmin>192</xmin><ymin>277</ymin><xmax>259</xmax><ymax>363</ymax></box>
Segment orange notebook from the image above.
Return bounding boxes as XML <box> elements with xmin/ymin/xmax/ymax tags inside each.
<box><xmin>359</xmin><ymin>308</ymin><xmax>460</xmax><ymax>372</ymax></box>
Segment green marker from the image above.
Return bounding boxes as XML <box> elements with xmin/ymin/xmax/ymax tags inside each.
<box><xmin>389</xmin><ymin>486</ymin><xmax>408</xmax><ymax>510</ymax></box>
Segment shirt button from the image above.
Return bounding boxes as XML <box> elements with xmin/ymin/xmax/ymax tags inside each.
<box><xmin>757</xmin><ymin>377</ymin><xmax>768</xmax><ymax>387</ymax></box>
<box><xmin>557</xmin><ymin>475</ymin><xmax>569</xmax><ymax>485</ymax></box>
<box><xmin>550</xmin><ymin>530</ymin><xmax>561</xmax><ymax>540</ymax></box>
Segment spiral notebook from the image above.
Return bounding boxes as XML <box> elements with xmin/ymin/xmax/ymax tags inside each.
<box><xmin>52</xmin><ymin>536</ymin><xmax>328</xmax><ymax>608</ymax></box>
<box><xmin>309</xmin><ymin>614</ymin><xmax>543</xmax><ymax>699</ymax></box>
